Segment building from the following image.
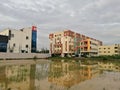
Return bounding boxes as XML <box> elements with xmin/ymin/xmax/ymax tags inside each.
<box><xmin>0</xmin><ymin>26</ymin><xmax>37</xmax><ymax>53</ymax></box>
<box><xmin>80</xmin><ymin>38</ymin><xmax>102</xmax><ymax>56</ymax></box>
<box><xmin>49</xmin><ymin>30</ymin><xmax>75</xmax><ymax>57</ymax></box>
<box><xmin>49</xmin><ymin>30</ymin><xmax>102</xmax><ymax>57</ymax></box>
<box><xmin>98</xmin><ymin>44</ymin><xmax>120</xmax><ymax>56</ymax></box>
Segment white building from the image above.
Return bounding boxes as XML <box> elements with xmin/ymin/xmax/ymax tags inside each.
<box><xmin>0</xmin><ymin>26</ymin><xmax>37</xmax><ymax>53</ymax></box>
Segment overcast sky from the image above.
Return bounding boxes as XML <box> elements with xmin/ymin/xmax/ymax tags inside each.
<box><xmin>0</xmin><ymin>0</ymin><xmax>120</xmax><ymax>50</ymax></box>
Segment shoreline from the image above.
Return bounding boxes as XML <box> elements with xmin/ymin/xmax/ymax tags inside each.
<box><xmin>0</xmin><ymin>53</ymin><xmax>51</xmax><ymax>60</ymax></box>
<box><xmin>0</xmin><ymin>59</ymin><xmax>50</xmax><ymax>66</ymax></box>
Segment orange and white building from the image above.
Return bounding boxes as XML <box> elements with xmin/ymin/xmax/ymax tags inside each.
<box><xmin>80</xmin><ymin>38</ymin><xmax>102</xmax><ymax>56</ymax></box>
<box><xmin>49</xmin><ymin>30</ymin><xmax>102</xmax><ymax>57</ymax></box>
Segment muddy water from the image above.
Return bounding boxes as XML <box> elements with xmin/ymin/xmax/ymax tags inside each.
<box><xmin>0</xmin><ymin>60</ymin><xmax>120</xmax><ymax>90</ymax></box>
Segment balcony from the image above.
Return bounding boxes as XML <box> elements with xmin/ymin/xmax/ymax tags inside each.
<box><xmin>49</xmin><ymin>34</ymin><xmax>54</xmax><ymax>39</ymax></box>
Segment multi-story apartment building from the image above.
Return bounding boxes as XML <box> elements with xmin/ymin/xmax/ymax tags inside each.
<box><xmin>0</xmin><ymin>26</ymin><xmax>37</xmax><ymax>53</ymax></box>
<box><xmin>49</xmin><ymin>30</ymin><xmax>75</xmax><ymax>57</ymax></box>
<box><xmin>98</xmin><ymin>44</ymin><xmax>120</xmax><ymax>56</ymax></box>
<box><xmin>80</xmin><ymin>38</ymin><xmax>102</xmax><ymax>56</ymax></box>
<box><xmin>49</xmin><ymin>30</ymin><xmax>102</xmax><ymax>57</ymax></box>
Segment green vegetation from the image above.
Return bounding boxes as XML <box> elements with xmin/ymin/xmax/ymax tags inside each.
<box><xmin>48</xmin><ymin>57</ymin><xmax>82</xmax><ymax>62</ymax></box>
<box><xmin>33</xmin><ymin>56</ymin><xmax>37</xmax><ymax>61</ymax></box>
<box><xmin>49</xmin><ymin>55</ymin><xmax>120</xmax><ymax>66</ymax></box>
<box><xmin>49</xmin><ymin>55</ymin><xmax>120</xmax><ymax>60</ymax></box>
<box><xmin>89</xmin><ymin>55</ymin><xmax>120</xmax><ymax>65</ymax></box>
<box><xmin>90</xmin><ymin>55</ymin><xmax>120</xmax><ymax>60</ymax></box>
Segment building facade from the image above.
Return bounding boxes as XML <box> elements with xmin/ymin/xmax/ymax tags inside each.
<box><xmin>98</xmin><ymin>44</ymin><xmax>120</xmax><ymax>56</ymax></box>
<box><xmin>49</xmin><ymin>30</ymin><xmax>78</xmax><ymax>57</ymax></box>
<box><xmin>80</xmin><ymin>38</ymin><xmax>102</xmax><ymax>56</ymax></box>
<box><xmin>49</xmin><ymin>30</ymin><xmax>102</xmax><ymax>57</ymax></box>
<box><xmin>0</xmin><ymin>26</ymin><xmax>37</xmax><ymax>53</ymax></box>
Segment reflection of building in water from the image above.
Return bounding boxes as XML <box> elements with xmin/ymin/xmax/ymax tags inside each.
<box><xmin>80</xmin><ymin>65</ymin><xmax>99</xmax><ymax>80</ymax></box>
<box><xmin>35</xmin><ymin>63</ymin><xmax>50</xmax><ymax>90</ymax></box>
<box><xmin>0</xmin><ymin>66</ymin><xmax>6</xmax><ymax>90</ymax></box>
<box><xmin>6</xmin><ymin>65</ymin><xmax>32</xmax><ymax>90</ymax></box>
<box><xmin>98</xmin><ymin>62</ymin><xmax>120</xmax><ymax>72</ymax></box>
<box><xmin>48</xmin><ymin>62</ymin><xmax>100</xmax><ymax>88</ymax></box>
<box><xmin>0</xmin><ymin>63</ymin><xmax>50</xmax><ymax>90</ymax></box>
<box><xmin>0</xmin><ymin>64</ymin><xmax>36</xmax><ymax>90</ymax></box>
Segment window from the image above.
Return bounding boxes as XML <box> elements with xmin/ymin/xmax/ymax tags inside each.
<box><xmin>115</xmin><ymin>50</ymin><xmax>118</xmax><ymax>53</ymax></box>
<box><xmin>108</xmin><ymin>51</ymin><xmax>110</xmax><ymax>53</ymax></box>
<box><xmin>26</xmin><ymin>45</ymin><xmax>28</xmax><ymax>48</ymax></box>
<box><xmin>81</xmin><ymin>42</ymin><xmax>83</xmax><ymax>45</ymax></box>
<box><xmin>20</xmin><ymin>29</ymin><xmax>23</xmax><ymax>31</ymax></box>
<box><xmin>114</xmin><ymin>47</ymin><xmax>118</xmax><ymax>49</ymax></box>
<box><xmin>90</xmin><ymin>46</ymin><xmax>92</xmax><ymax>49</ymax></box>
<box><xmin>26</xmin><ymin>36</ymin><xmax>29</xmax><ymax>39</ymax></box>
<box><xmin>108</xmin><ymin>48</ymin><xmax>110</xmax><ymax>49</ymax></box>
<box><xmin>9</xmin><ymin>30</ymin><xmax>11</xmax><ymax>40</ymax></box>
<box><xmin>11</xmin><ymin>34</ymin><xmax>14</xmax><ymax>37</ymax></box>
<box><xmin>13</xmin><ymin>43</ymin><xmax>15</xmax><ymax>47</ymax></box>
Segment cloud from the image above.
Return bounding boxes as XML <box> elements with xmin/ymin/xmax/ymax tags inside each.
<box><xmin>0</xmin><ymin>0</ymin><xmax>120</xmax><ymax>49</ymax></box>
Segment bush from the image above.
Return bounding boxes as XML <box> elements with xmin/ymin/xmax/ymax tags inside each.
<box><xmin>33</xmin><ymin>56</ymin><xmax>37</xmax><ymax>60</ymax></box>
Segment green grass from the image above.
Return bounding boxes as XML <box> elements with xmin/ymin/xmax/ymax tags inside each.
<box><xmin>90</xmin><ymin>55</ymin><xmax>120</xmax><ymax>60</ymax></box>
<box><xmin>48</xmin><ymin>55</ymin><xmax>120</xmax><ymax>66</ymax></box>
<box><xmin>48</xmin><ymin>57</ymin><xmax>86</xmax><ymax>62</ymax></box>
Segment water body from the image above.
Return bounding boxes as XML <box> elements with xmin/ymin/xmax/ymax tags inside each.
<box><xmin>0</xmin><ymin>60</ymin><xmax>120</xmax><ymax>90</ymax></box>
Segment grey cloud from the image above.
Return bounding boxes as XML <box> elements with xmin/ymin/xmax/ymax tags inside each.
<box><xmin>0</xmin><ymin>0</ymin><xmax>120</xmax><ymax>49</ymax></box>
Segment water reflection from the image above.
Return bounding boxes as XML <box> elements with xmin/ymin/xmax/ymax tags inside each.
<box><xmin>0</xmin><ymin>63</ymin><xmax>49</xmax><ymax>90</ymax></box>
<box><xmin>48</xmin><ymin>62</ymin><xmax>100</xmax><ymax>89</ymax></box>
<box><xmin>0</xmin><ymin>61</ymin><xmax>120</xmax><ymax>90</ymax></box>
<box><xmin>98</xmin><ymin>62</ymin><xmax>120</xmax><ymax>72</ymax></box>
<box><xmin>0</xmin><ymin>64</ymin><xmax>36</xmax><ymax>90</ymax></box>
